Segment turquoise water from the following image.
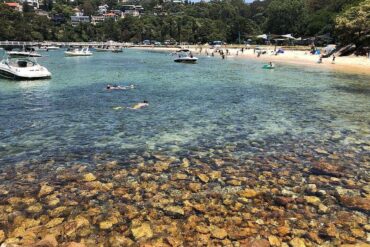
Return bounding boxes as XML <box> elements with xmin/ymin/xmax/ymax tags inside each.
<box><xmin>0</xmin><ymin>49</ymin><xmax>369</xmax><ymax>164</ymax></box>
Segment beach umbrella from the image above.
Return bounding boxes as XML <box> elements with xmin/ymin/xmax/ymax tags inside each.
<box><xmin>256</xmin><ymin>34</ymin><xmax>268</xmax><ymax>39</ymax></box>
<box><xmin>280</xmin><ymin>34</ymin><xmax>296</xmax><ymax>40</ymax></box>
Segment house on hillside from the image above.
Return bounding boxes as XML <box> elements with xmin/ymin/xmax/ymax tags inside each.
<box><xmin>91</xmin><ymin>12</ymin><xmax>118</xmax><ymax>25</ymax></box>
<box><xmin>35</xmin><ymin>9</ymin><xmax>49</xmax><ymax>17</ymax></box>
<box><xmin>120</xmin><ymin>5</ymin><xmax>144</xmax><ymax>17</ymax></box>
<box><xmin>98</xmin><ymin>4</ymin><xmax>108</xmax><ymax>15</ymax></box>
<box><xmin>52</xmin><ymin>14</ymin><xmax>66</xmax><ymax>25</ymax></box>
<box><xmin>154</xmin><ymin>5</ymin><xmax>167</xmax><ymax>16</ymax></box>
<box><xmin>163</xmin><ymin>0</ymin><xmax>183</xmax><ymax>3</ymax></box>
<box><xmin>20</xmin><ymin>0</ymin><xmax>39</xmax><ymax>9</ymax></box>
<box><xmin>71</xmin><ymin>15</ymin><xmax>90</xmax><ymax>26</ymax></box>
<box><xmin>4</xmin><ymin>2</ymin><xmax>22</xmax><ymax>11</ymax></box>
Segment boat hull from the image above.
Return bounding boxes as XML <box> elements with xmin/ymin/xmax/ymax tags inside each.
<box><xmin>0</xmin><ymin>64</ymin><xmax>51</xmax><ymax>80</ymax></box>
<box><xmin>0</xmin><ymin>69</ymin><xmax>51</xmax><ymax>80</ymax></box>
<box><xmin>64</xmin><ymin>52</ymin><xmax>92</xmax><ymax>57</ymax></box>
<box><xmin>7</xmin><ymin>52</ymin><xmax>42</xmax><ymax>58</ymax></box>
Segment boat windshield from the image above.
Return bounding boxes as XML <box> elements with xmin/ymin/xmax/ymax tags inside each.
<box><xmin>8</xmin><ymin>58</ymin><xmax>36</xmax><ymax>67</ymax></box>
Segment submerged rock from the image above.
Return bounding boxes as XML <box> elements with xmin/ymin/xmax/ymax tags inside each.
<box><xmin>304</xmin><ymin>196</ymin><xmax>321</xmax><ymax>206</ymax></box>
<box><xmin>338</xmin><ymin>195</ymin><xmax>370</xmax><ymax>212</ymax></box>
<box><xmin>35</xmin><ymin>234</ymin><xmax>58</xmax><ymax>247</ymax></box>
<box><xmin>310</xmin><ymin>162</ymin><xmax>343</xmax><ymax>177</ymax></box>
<box><xmin>26</xmin><ymin>203</ymin><xmax>43</xmax><ymax>214</ymax></box>
<box><xmin>239</xmin><ymin>189</ymin><xmax>259</xmax><ymax>198</ymax></box>
<box><xmin>209</xmin><ymin>225</ymin><xmax>227</xmax><ymax>239</ymax></box>
<box><xmin>289</xmin><ymin>238</ymin><xmax>306</xmax><ymax>247</ymax></box>
<box><xmin>268</xmin><ymin>235</ymin><xmax>281</xmax><ymax>246</ymax></box>
<box><xmin>99</xmin><ymin>221</ymin><xmax>113</xmax><ymax>230</ymax></box>
<box><xmin>83</xmin><ymin>173</ymin><xmax>96</xmax><ymax>182</ymax></box>
<box><xmin>188</xmin><ymin>183</ymin><xmax>202</xmax><ymax>192</ymax></box>
<box><xmin>241</xmin><ymin>238</ymin><xmax>270</xmax><ymax>247</ymax></box>
<box><xmin>164</xmin><ymin>206</ymin><xmax>185</xmax><ymax>216</ymax></box>
<box><xmin>38</xmin><ymin>184</ymin><xmax>55</xmax><ymax>198</ymax></box>
<box><xmin>197</xmin><ymin>174</ymin><xmax>210</xmax><ymax>183</ymax></box>
<box><xmin>131</xmin><ymin>222</ymin><xmax>153</xmax><ymax>240</ymax></box>
<box><xmin>45</xmin><ymin>217</ymin><xmax>64</xmax><ymax>228</ymax></box>
<box><xmin>0</xmin><ymin>230</ymin><xmax>5</xmax><ymax>243</ymax></box>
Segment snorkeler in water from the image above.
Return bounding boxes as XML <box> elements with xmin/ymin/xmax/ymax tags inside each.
<box><xmin>106</xmin><ymin>84</ymin><xmax>135</xmax><ymax>90</ymax></box>
<box><xmin>130</xmin><ymin>100</ymin><xmax>149</xmax><ymax>109</ymax></box>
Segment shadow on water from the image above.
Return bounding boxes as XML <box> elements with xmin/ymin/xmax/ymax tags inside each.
<box><xmin>333</xmin><ymin>85</ymin><xmax>370</xmax><ymax>95</ymax></box>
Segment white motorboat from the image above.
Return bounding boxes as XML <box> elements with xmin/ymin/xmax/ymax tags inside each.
<box><xmin>0</xmin><ymin>56</ymin><xmax>51</xmax><ymax>80</ymax></box>
<box><xmin>7</xmin><ymin>47</ymin><xmax>42</xmax><ymax>57</ymax></box>
<box><xmin>112</xmin><ymin>46</ymin><xmax>123</xmax><ymax>53</ymax></box>
<box><xmin>95</xmin><ymin>46</ymin><xmax>123</xmax><ymax>53</ymax></box>
<box><xmin>173</xmin><ymin>49</ymin><xmax>198</xmax><ymax>64</ymax></box>
<box><xmin>38</xmin><ymin>45</ymin><xmax>60</xmax><ymax>51</ymax></box>
<box><xmin>46</xmin><ymin>45</ymin><xmax>60</xmax><ymax>50</ymax></box>
<box><xmin>64</xmin><ymin>47</ymin><xmax>92</xmax><ymax>56</ymax></box>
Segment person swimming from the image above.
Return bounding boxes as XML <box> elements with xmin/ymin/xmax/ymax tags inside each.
<box><xmin>106</xmin><ymin>84</ymin><xmax>135</xmax><ymax>90</ymax></box>
<box><xmin>131</xmin><ymin>100</ymin><xmax>149</xmax><ymax>109</ymax></box>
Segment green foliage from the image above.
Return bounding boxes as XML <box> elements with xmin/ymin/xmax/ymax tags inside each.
<box><xmin>51</xmin><ymin>3</ymin><xmax>74</xmax><ymax>17</ymax></box>
<box><xmin>335</xmin><ymin>0</ymin><xmax>370</xmax><ymax>46</ymax></box>
<box><xmin>0</xmin><ymin>0</ymin><xmax>367</xmax><ymax>46</ymax></box>
<box><xmin>265</xmin><ymin>0</ymin><xmax>307</xmax><ymax>35</ymax></box>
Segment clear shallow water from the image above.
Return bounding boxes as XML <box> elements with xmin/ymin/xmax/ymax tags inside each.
<box><xmin>0</xmin><ymin>49</ymin><xmax>369</xmax><ymax>164</ymax></box>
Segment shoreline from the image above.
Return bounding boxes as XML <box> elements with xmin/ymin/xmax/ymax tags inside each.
<box><xmin>131</xmin><ymin>46</ymin><xmax>370</xmax><ymax>76</ymax></box>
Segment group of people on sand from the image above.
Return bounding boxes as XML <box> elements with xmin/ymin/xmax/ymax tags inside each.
<box><xmin>106</xmin><ymin>84</ymin><xmax>149</xmax><ymax>110</ymax></box>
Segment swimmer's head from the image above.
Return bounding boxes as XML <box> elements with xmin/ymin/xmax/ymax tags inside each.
<box><xmin>143</xmin><ymin>100</ymin><xmax>148</xmax><ymax>104</ymax></box>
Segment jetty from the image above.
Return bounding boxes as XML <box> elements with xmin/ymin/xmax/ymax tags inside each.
<box><xmin>0</xmin><ymin>41</ymin><xmax>130</xmax><ymax>50</ymax></box>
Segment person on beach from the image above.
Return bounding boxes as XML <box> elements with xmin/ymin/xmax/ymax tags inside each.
<box><xmin>332</xmin><ymin>55</ymin><xmax>336</xmax><ymax>64</ymax></box>
<box><xmin>131</xmin><ymin>101</ymin><xmax>149</xmax><ymax>109</ymax></box>
<box><xmin>317</xmin><ymin>56</ymin><xmax>323</xmax><ymax>64</ymax></box>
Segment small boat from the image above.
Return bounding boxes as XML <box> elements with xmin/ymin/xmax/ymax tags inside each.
<box><xmin>95</xmin><ymin>46</ymin><xmax>111</xmax><ymax>52</ymax></box>
<box><xmin>95</xmin><ymin>45</ymin><xmax>123</xmax><ymax>53</ymax></box>
<box><xmin>65</xmin><ymin>47</ymin><xmax>92</xmax><ymax>57</ymax></box>
<box><xmin>262</xmin><ymin>63</ymin><xmax>275</xmax><ymax>69</ymax></box>
<box><xmin>7</xmin><ymin>47</ymin><xmax>42</xmax><ymax>57</ymax></box>
<box><xmin>46</xmin><ymin>45</ymin><xmax>60</xmax><ymax>50</ymax></box>
<box><xmin>174</xmin><ymin>49</ymin><xmax>198</xmax><ymax>64</ymax></box>
<box><xmin>0</xmin><ymin>56</ymin><xmax>51</xmax><ymax>80</ymax></box>
<box><xmin>112</xmin><ymin>46</ymin><xmax>123</xmax><ymax>53</ymax></box>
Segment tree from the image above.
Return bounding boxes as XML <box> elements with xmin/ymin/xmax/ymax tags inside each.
<box><xmin>83</xmin><ymin>0</ymin><xmax>94</xmax><ymax>16</ymax></box>
<box><xmin>335</xmin><ymin>0</ymin><xmax>370</xmax><ymax>46</ymax></box>
<box><xmin>265</xmin><ymin>0</ymin><xmax>307</xmax><ymax>35</ymax></box>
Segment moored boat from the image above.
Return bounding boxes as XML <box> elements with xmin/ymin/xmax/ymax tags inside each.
<box><xmin>0</xmin><ymin>56</ymin><xmax>51</xmax><ymax>80</ymax></box>
<box><xmin>173</xmin><ymin>49</ymin><xmax>198</xmax><ymax>64</ymax></box>
<box><xmin>95</xmin><ymin>46</ymin><xmax>123</xmax><ymax>53</ymax></box>
<box><xmin>7</xmin><ymin>47</ymin><xmax>42</xmax><ymax>58</ymax></box>
<box><xmin>65</xmin><ymin>47</ymin><xmax>92</xmax><ymax>57</ymax></box>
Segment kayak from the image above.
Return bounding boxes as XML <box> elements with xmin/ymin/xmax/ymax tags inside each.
<box><xmin>262</xmin><ymin>64</ymin><xmax>275</xmax><ymax>69</ymax></box>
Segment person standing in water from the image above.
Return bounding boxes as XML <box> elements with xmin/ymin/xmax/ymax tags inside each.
<box><xmin>332</xmin><ymin>54</ymin><xmax>336</xmax><ymax>64</ymax></box>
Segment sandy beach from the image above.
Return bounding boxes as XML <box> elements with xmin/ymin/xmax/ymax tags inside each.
<box><xmin>132</xmin><ymin>45</ymin><xmax>370</xmax><ymax>75</ymax></box>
